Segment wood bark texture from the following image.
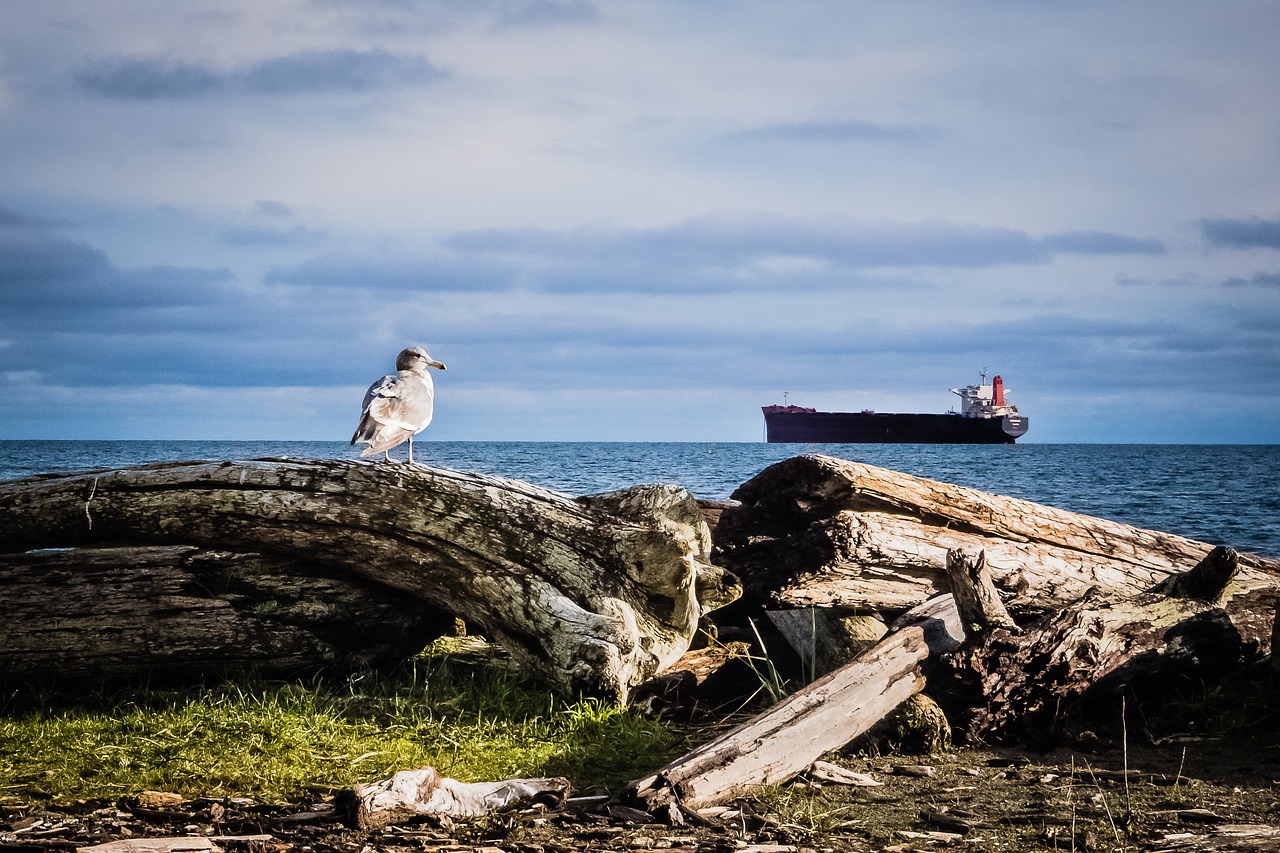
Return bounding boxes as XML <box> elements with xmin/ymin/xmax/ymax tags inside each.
<box><xmin>944</xmin><ymin>547</ymin><xmax>1018</xmax><ymax>635</ymax></box>
<box><xmin>0</xmin><ymin>459</ymin><xmax>740</xmax><ymax>701</ymax></box>
<box><xmin>627</xmin><ymin>594</ymin><xmax>965</xmax><ymax>811</ymax></box>
<box><xmin>0</xmin><ymin>545</ymin><xmax>450</xmax><ymax>685</ymax></box>
<box><xmin>945</xmin><ymin>545</ymin><xmax>1280</xmax><ymax>740</ymax></box>
<box><xmin>714</xmin><ymin>454</ymin><xmax>1280</xmax><ymax>619</ymax></box>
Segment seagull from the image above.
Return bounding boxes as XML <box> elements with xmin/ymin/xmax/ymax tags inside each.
<box><xmin>350</xmin><ymin>346</ymin><xmax>447</xmax><ymax>463</ymax></box>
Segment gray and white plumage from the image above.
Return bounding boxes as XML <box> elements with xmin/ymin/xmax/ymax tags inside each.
<box><xmin>350</xmin><ymin>346</ymin><xmax>446</xmax><ymax>463</ymax></box>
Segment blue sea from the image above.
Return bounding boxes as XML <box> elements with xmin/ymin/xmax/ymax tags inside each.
<box><xmin>2</xmin><ymin>441</ymin><xmax>1277</xmax><ymax>559</ymax></box>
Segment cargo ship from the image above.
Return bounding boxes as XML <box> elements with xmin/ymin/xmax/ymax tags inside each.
<box><xmin>762</xmin><ymin>373</ymin><xmax>1029</xmax><ymax>444</ymax></box>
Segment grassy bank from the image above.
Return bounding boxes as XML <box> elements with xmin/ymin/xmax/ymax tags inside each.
<box><xmin>4</xmin><ymin>640</ymin><xmax>1277</xmax><ymax>852</ymax></box>
<box><xmin>0</xmin><ymin>639</ymin><xmax>689</xmax><ymax>805</ymax></box>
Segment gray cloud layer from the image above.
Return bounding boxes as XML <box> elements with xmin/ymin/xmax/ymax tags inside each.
<box><xmin>723</xmin><ymin>120</ymin><xmax>933</xmax><ymax>144</ymax></box>
<box><xmin>2</xmin><ymin>1</ymin><xmax>1278</xmax><ymax>441</ymax></box>
<box><xmin>4</xmin><ymin>203</ymin><xmax>1259</xmax><ymax>398</ymax></box>
<box><xmin>257</xmin><ymin>215</ymin><xmax>1167</xmax><ymax>298</ymax></box>
<box><xmin>1200</xmin><ymin>216</ymin><xmax>1280</xmax><ymax>250</ymax></box>
<box><xmin>75</xmin><ymin>49</ymin><xmax>445</xmax><ymax>100</ymax></box>
<box><xmin>434</xmin><ymin>215</ymin><xmax>1165</xmax><ymax>287</ymax></box>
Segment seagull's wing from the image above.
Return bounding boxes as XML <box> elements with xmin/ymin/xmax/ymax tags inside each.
<box><xmin>362</xmin><ymin>374</ymin><xmax>400</xmax><ymax>409</ymax></box>
<box><xmin>351</xmin><ymin>373</ymin><xmax>435</xmax><ymax>452</ymax></box>
<box><xmin>351</xmin><ymin>374</ymin><xmax>400</xmax><ymax>445</ymax></box>
<box><xmin>367</xmin><ymin>375</ymin><xmax>434</xmax><ymax>432</ymax></box>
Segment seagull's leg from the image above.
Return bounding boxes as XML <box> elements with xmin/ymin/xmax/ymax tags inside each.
<box><xmin>407</xmin><ymin>435</ymin><xmax>415</xmax><ymax>465</ymax></box>
<box><xmin>383</xmin><ymin>449</ymin><xmax>390</xmax><ymax>462</ymax></box>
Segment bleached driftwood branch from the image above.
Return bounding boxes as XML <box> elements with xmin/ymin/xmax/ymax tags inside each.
<box><xmin>339</xmin><ymin>767</ymin><xmax>569</xmax><ymax>829</ymax></box>
<box><xmin>628</xmin><ymin>594</ymin><xmax>965</xmax><ymax>811</ymax></box>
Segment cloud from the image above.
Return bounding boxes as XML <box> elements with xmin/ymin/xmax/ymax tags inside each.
<box><xmin>0</xmin><ymin>211</ymin><xmax>238</xmax><ymax>322</ymax></box>
<box><xmin>306</xmin><ymin>0</ymin><xmax>598</xmax><ymax>30</ymax></box>
<box><xmin>74</xmin><ymin>58</ymin><xmax>222</xmax><ymax>100</ymax></box>
<box><xmin>723</xmin><ymin>119</ymin><xmax>932</xmax><ymax>144</ymax></box>
<box><xmin>1041</xmin><ymin>231</ymin><xmax>1165</xmax><ymax>256</ymax></box>
<box><xmin>0</xmin><ymin>207</ymin><xmax>60</xmax><ymax>228</ymax></box>
<box><xmin>264</xmin><ymin>213</ymin><xmax>1171</xmax><ymax>298</ymax></box>
<box><xmin>1223</xmin><ymin>272</ymin><xmax>1280</xmax><ymax>288</ymax></box>
<box><xmin>75</xmin><ymin>49</ymin><xmax>445</xmax><ymax>100</ymax></box>
<box><xmin>440</xmin><ymin>214</ymin><xmax>1168</xmax><ymax>288</ymax></box>
<box><xmin>0</xmin><ymin>216</ymin><xmax>112</xmax><ymax>288</ymax></box>
<box><xmin>254</xmin><ymin>200</ymin><xmax>297</xmax><ymax>217</ymax></box>
<box><xmin>490</xmin><ymin>0</ymin><xmax>600</xmax><ymax>28</ymax></box>
<box><xmin>2</xmin><ymin>200</ymin><xmax>1276</xmax><ymax>441</ymax></box>
<box><xmin>4</xmin><ymin>200</ymin><xmax>1199</xmax><ymax>413</ymax></box>
<box><xmin>1127</xmin><ymin>270</ymin><xmax>1280</xmax><ymax>289</ymax></box>
<box><xmin>265</xmin><ymin>251</ymin><xmax>514</xmax><ymax>292</ymax></box>
<box><xmin>314</xmin><ymin>0</ymin><xmax>600</xmax><ymax>31</ymax></box>
<box><xmin>1200</xmin><ymin>215</ymin><xmax>1280</xmax><ymax>250</ymax></box>
<box><xmin>0</xmin><ymin>208</ymin><xmax>447</xmax><ymax>391</ymax></box>
<box><xmin>238</xmin><ymin>50</ymin><xmax>445</xmax><ymax>95</ymax></box>
<box><xmin>220</xmin><ymin>224</ymin><xmax>329</xmax><ymax>247</ymax></box>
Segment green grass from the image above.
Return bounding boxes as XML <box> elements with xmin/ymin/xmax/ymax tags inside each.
<box><xmin>0</xmin><ymin>640</ymin><xmax>689</xmax><ymax>805</ymax></box>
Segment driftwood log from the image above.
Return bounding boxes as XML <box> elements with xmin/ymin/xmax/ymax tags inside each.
<box><xmin>627</xmin><ymin>593</ymin><xmax>965</xmax><ymax>811</ymax></box>
<box><xmin>633</xmin><ymin>535</ymin><xmax>1280</xmax><ymax>808</ymax></box>
<box><xmin>712</xmin><ymin>453</ymin><xmax>1278</xmax><ymax>733</ymax></box>
<box><xmin>714</xmin><ymin>454</ymin><xmax>1280</xmax><ymax>617</ymax></box>
<box><xmin>0</xmin><ymin>459</ymin><xmax>741</xmax><ymax>702</ymax></box>
<box><xmin>0</xmin><ymin>545</ymin><xmax>450</xmax><ymax>685</ymax></box>
<box><xmin>943</xmin><ymin>544</ymin><xmax>1280</xmax><ymax>740</ymax></box>
<box><xmin>640</xmin><ymin>455</ymin><xmax>1280</xmax><ymax>800</ymax></box>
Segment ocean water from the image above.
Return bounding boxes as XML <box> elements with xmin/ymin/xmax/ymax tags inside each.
<box><xmin>2</xmin><ymin>441</ymin><xmax>1277</xmax><ymax>559</ymax></box>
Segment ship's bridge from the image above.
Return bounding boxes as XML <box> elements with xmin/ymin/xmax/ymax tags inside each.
<box><xmin>950</xmin><ymin>374</ymin><xmax>1018</xmax><ymax>419</ymax></box>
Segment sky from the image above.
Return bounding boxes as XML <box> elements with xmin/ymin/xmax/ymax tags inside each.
<box><xmin>1</xmin><ymin>1</ymin><xmax>1278</xmax><ymax>443</ymax></box>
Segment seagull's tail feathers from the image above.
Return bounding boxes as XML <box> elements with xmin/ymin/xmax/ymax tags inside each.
<box><xmin>351</xmin><ymin>414</ymin><xmax>376</xmax><ymax>446</ymax></box>
<box><xmin>359</xmin><ymin>428</ymin><xmax>412</xmax><ymax>457</ymax></box>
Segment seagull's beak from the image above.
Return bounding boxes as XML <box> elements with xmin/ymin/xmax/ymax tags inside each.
<box><xmin>430</xmin><ymin>360</ymin><xmax>447</xmax><ymax>371</ymax></box>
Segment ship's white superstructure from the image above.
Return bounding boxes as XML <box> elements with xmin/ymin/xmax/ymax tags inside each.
<box><xmin>950</xmin><ymin>373</ymin><xmax>1020</xmax><ymax>419</ymax></box>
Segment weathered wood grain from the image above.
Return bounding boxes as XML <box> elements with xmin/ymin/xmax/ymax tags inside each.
<box><xmin>0</xmin><ymin>459</ymin><xmax>740</xmax><ymax>701</ymax></box>
<box><xmin>627</xmin><ymin>594</ymin><xmax>965</xmax><ymax>810</ymax></box>
<box><xmin>714</xmin><ymin>454</ymin><xmax>1280</xmax><ymax>616</ymax></box>
<box><xmin>948</xmin><ymin>546</ymin><xmax>1278</xmax><ymax>740</ymax></box>
<box><xmin>945</xmin><ymin>547</ymin><xmax>1018</xmax><ymax>635</ymax></box>
<box><xmin>0</xmin><ymin>545</ymin><xmax>449</xmax><ymax>685</ymax></box>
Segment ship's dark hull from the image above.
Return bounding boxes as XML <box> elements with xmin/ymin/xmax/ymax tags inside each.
<box><xmin>763</xmin><ymin>410</ymin><xmax>1029</xmax><ymax>444</ymax></box>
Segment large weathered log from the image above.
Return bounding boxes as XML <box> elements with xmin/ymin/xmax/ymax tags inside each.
<box><xmin>713</xmin><ymin>455</ymin><xmax>1280</xmax><ymax>745</ymax></box>
<box><xmin>627</xmin><ymin>594</ymin><xmax>964</xmax><ymax>811</ymax></box>
<box><xmin>0</xmin><ymin>459</ymin><xmax>740</xmax><ymax>701</ymax></box>
<box><xmin>714</xmin><ymin>454</ymin><xmax>1280</xmax><ymax>620</ymax></box>
<box><xmin>0</xmin><ymin>545</ymin><xmax>450</xmax><ymax>686</ymax></box>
